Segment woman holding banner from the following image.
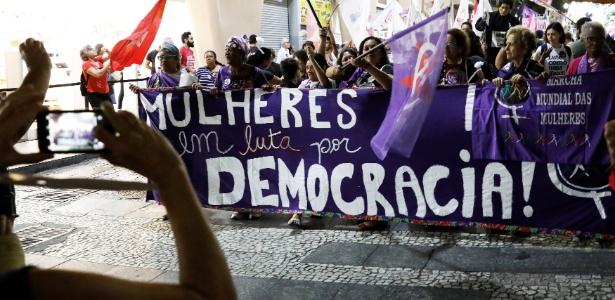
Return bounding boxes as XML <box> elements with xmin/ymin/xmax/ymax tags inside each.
<box><xmin>344</xmin><ymin>36</ymin><xmax>393</xmax><ymax>90</ymax></box>
<box><xmin>492</xmin><ymin>26</ymin><xmax>548</xmax><ymax>87</ymax></box>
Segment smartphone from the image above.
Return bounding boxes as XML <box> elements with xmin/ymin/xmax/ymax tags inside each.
<box><xmin>37</xmin><ymin>110</ymin><xmax>114</xmax><ymax>153</ymax></box>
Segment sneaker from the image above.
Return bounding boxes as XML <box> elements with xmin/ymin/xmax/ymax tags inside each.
<box><xmin>231</xmin><ymin>212</ymin><xmax>244</xmax><ymax>220</ymax></box>
<box><xmin>249</xmin><ymin>212</ymin><xmax>262</xmax><ymax>219</ymax></box>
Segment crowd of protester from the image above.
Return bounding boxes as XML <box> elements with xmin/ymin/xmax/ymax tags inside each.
<box><xmin>112</xmin><ymin>9</ymin><xmax>615</xmax><ymax>230</ymax></box>
<box><xmin>2</xmin><ymin>3</ymin><xmax>615</xmax><ymax>295</ymax></box>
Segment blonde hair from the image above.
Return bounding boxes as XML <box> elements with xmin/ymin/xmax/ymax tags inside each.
<box><xmin>506</xmin><ymin>25</ymin><xmax>537</xmax><ymax>59</ymax></box>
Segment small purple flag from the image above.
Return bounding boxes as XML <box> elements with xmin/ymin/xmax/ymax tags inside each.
<box><xmin>371</xmin><ymin>8</ymin><xmax>449</xmax><ymax>160</ymax></box>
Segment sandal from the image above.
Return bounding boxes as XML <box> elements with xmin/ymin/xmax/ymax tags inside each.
<box><xmin>231</xmin><ymin>212</ymin><xmax>244</xmax><ymax>220</ymax></box>
<box><xmin>356</xmin><ymin>221</ymin><xmax>387</xmax><ymax>231</ymax></box>
<box><xmin>249</xmin><ymin>212</ymin><xmax>262</xmax><ymax>220</ymax></box>
<box><xmin>287</xmin><ymin>214</ymin><xmax>302</xmax><ymax>227</ymax></box>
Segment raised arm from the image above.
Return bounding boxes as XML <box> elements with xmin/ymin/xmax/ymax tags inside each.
<box><xmin>28</xmin><ymin>102</ymin><xmax>236</xmax><ymax>299</ymax></box>
<box><xmin>307</xmin><ymin>47</ymin><xmax>332</xmax><ymax>89</ymax></box>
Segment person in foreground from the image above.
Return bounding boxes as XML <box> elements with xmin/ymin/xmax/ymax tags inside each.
<box><xmin>605</xmin><ymin>120</ymin><xmax>615</xmax><ymax>191</ymax></box>
<box><xmin>0</xmin><ymin>38</ymin><xmax>236</xmax><ymax>299</ymax></box>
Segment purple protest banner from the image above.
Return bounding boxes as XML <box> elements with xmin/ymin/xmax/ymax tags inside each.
<box><xmin>370</xmin><ymin>8</ymin><xmax>448</xmax><ymax>160</ymax></box>
<box><xmin>138</xmin><ymin>80</ymin><xmax>615</xmax><ymax>237</ymax></box>
<box><xmin>472</xmin><ymin>71</ymin><xmax>615</xmax><ymax>164</ymax></box>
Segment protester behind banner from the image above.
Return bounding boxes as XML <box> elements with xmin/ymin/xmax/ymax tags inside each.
<box><xmin>440</xmin><ymin>28</ymin><xmax>484</xmax><ymax>85</ymax></box>
<box><xmin>298</xmin><ymin>48</ymin><xmax>335</xmax><ymax>89</ymax></box>
<box><xmin>246</xmin><ymin>47</ymin><xmax>282</xmax><ymax>86</ymax></box>
<box><xmin>569</xmin><ymin>17</ymin><xmax>592</xmax><ymax>59</ymax></box>
<box><xmin>566</xmin><ymin>22</ymin><xmax>615</xmax><ymax>75</ymax></box>
<box><xmin>475</xmin><ymin>0</ymin><xmax>520</xmax><ymax>66</ymax></box>
<box><xmin>325</xmin><ymin>48</ymin><xmax>358</xmax><ymax>87</ymax></box>
<box><xmin>210</xmin><ymin>35</ymin><xmax>274</xmax><ymax>99</ymax></box>
<box><xmin>344</xmin><ymin>37</ymin><xmax>393</xmax><ymax>90</ymax></box>
<box><xmin>533</xmin><ymin>22</ymin><xmax>571</xmax><ymax>76</ymax></box>
<box><xmin>493</xmin><ymin>26</ymin><xmax>547</xmax><ymax>87</ymax></box>
<box><xmin>195</xmin><ymin>50</ymin><xmax>224</xmax><ymax>92</ymax></box>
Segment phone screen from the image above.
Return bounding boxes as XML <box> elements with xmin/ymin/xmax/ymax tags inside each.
<box><xmin>38</xmin><ymin>110</ymin><xmax>111</xmax><ymax>153</ymax></box>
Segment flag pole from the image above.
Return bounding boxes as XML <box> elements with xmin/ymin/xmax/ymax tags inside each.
<box><xmin>340</xmin><ymin>42</ymin><xmax>386</xmax><ymax>70</ymax></box>
<box><xmin>532</xmin><ymin>0</ymin><xmax>575</xmax><ymax>25</ymax></box>
<box><xmin>306</xmin><ymin>0</ymin><xmax>323</xmax><ymax>28</ymax></box>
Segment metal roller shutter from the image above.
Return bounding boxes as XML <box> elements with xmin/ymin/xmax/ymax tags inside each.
<box><xmin>259</xmin><ymin>0</ymin><xmax>290</xmax><ymax>51</ymax></box>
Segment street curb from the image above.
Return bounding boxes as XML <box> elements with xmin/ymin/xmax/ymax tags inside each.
<box><xmin>9</xmin><ymin>154</ymin><xmax>98</xmax><ymax>174</ymax></box>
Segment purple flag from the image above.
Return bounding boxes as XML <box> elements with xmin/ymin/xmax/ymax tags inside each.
<box><xmin>371</xmin><ymin>8</ymin><xmax>449</xmax><ymax>160</ymax></box>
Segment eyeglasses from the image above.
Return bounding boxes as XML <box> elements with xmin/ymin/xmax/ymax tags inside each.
<box><xmin>583</xmin><ymin>37</ymin><xmax>604</xmax><ymax>44</ymax></box>
<box><xmin>158</xmin><ymin>55</ymin><xmax>177</xmax><ymax>61</ymax></box>
<box><xmin>446</xmin><ymin>42</ymin><xmax>457</xmax><ymax>48</ymax></box>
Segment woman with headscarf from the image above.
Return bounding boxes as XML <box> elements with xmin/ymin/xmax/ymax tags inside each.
<box><xmin>344</xmin><ymin>36</ymin><xmax>393</xmax><ymax>90</ymax></box>
<box><xmin>209</xmin><ymin>35</ymin><xmax>273</xmax><ymax>96</ymax></box>
<box><xmin>209</xmin><ymin>35</ymin><xmax>272</xmax><ymax>220</ymax></box>
<box><xmin>129</xmin><ymin>44</ymin><xmax>200</xmax><ymax>213</ymax></box>
<box><xmin>493</xmin><ymin>26</ymin><xmax>548</xmax><ymax>88</ymax></box>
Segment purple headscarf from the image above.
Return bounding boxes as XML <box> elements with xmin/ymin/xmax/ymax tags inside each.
<box><xmin>227</xmin><ymin>35</ymin><xmax>250</xmax><ymax>55</ymax></box>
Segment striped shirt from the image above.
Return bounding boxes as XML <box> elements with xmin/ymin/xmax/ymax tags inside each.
<box><xmin>195</xmin><ymin>67</ymin><xmax>218</xmax><ymax>91</ymax></box>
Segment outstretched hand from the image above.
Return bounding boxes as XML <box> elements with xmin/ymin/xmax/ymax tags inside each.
<box><xmin>94</xmin><ymin>102</ymin><xmax>184</xmax><ymax>185</ymax></box>
<box><xmin>0</xmin><ymin>38</ymin><xmax>53</xmax><ymax>168</ymax></box>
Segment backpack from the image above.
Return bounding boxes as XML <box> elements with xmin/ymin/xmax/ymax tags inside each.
<box><xmin>80</xmin><ymin>72</ymin><xmax>89</xmax><ymax>96</ymax></box>
<box><xmin>540</xmin><ymin>43</ymin><xmax>572</xmax><ymax>60</ymax></box>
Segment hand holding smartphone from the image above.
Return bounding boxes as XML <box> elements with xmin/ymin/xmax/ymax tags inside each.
<box><xmin>37</xmin><ymin>110</ymin><xmax>115</xmax><ymax>153</ymax></box>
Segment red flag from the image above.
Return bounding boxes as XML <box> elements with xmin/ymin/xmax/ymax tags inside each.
<box><xmin>110</xmin><ymin>0</ymin><xmax>167</xmax><ymax>71</ymax></box>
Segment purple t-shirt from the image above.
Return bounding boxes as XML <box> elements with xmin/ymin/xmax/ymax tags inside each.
<box><xmin>213</xmin><ymin>65</ymin><xmax>268</xmax><ymax>91</ymax></box>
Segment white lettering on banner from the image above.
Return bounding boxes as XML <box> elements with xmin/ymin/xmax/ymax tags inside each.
<box><xmin>204</xmin><ymin>155</ymin><xmax>533</xmax><ymax>219</ymax></box>
<box><xmin>482</xmin><ymin>163</ymin><xmax>513</xmax><ymax>219</ymax></box>
<box><xmin>142</xmin><ymin>93</ymin><xmax>166</xmax><ymax>130</ymax></box>
<box><xmin>310</xmin><ymin>138</ymin><xmax>361</xmax><ymax>164</ymax></box>
<box><xmin>206</xmin><ymin>157</ymin><xmax>244</xmax><ymax>205</ymax></box>
<box><xmin>166</xmin><ymin>92</ymin><xmax>191</xmax><ymax>128</ymax></box>
<box><xmin>281</xmin><ymin>89</ymin><xmax>303</xmax><ymax>128</ymax></box>
<box><xmin>240</xmin><ymin>125</ymin><xmax>300</xmax><ymax>155</ymax></box>
<box><xmin>195</xmin><ymin>91</ymin><xmax>222</xmax><ymax>125</ymax></box>
<box><xmin>309</xmin><ymin>89</ymin><xmax>331</xmax><ymax>128</ymax></box>
<box><xmin>248</xmin><ymin>156</ymin><xmax>279</xmax><ymax>207</ymax></box>
<box><xmin>307</xmin><ymin>164</ymin><xmax>329</xmax><ymax>211</ymax></box>
<box><xmin>337</xmin><ymin>90</ymin><xmax>358</xmax><ymax>129</ymax></box>
<box><xmin>225</xmin><ymin>90</ymin><xmax>251</xmax><ymax>125</ymax></box>
<box><xmin>278</xmin><ymin>159</ymin><xmax>306</xmax><ymax>208</ymax></box>
<box><xmin>460</xmin><ymin>149</ymin><xmax>476</xmax><ymax>218</ymax></box>
<box><xmin>363</xmin><ymin>163</ymin><xmax>395</xmax><ymax>216</ymax></box>
<box><xmin>546</xmin><ymin>76</ymin><xmax>582</xmax><ymax>86</ymax></box>
<box><xmin>148</xmin><ymin>90</ymin><xmax>359</xmax><ymax>130</ymax></box>
<box><xmin>331</xmin><ymin>163</ymin><xmax>365</xmax><ymax>215</ymax></box>
<box><xmin>253</xmin><ymin>89</ymin><xmax>274</xmax><ymax>124</ymax></box>
<box><xmin>423</xmin><ymin>165</ymin><xmax>459</xmax><ymax>216</ymax></box>
<box><xmin>395</xmin><ymin>166</ymin><xmax>424</xmax><ymax>217</ymax></box>
<box><xmin>178</xmin><ymin>131</ymin><xmax>234</xmax><ymax>156</ymax></box>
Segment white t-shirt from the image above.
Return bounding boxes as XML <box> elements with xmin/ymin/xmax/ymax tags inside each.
<box><xmin>532</xmin><ymin>44</ymin><xmax>571</xmax><ymax>76</ymax></box>
<box><xmin>276</xmin><ymin>48</ymin><xmax>291</xmax><ymax>64</ymax></box>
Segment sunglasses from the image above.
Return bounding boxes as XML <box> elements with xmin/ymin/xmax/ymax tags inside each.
<box><xmin>446</xmin><ymin>42</ymin><xmax>457</xmax><ymax>48</ymax></box>
<box><xmin>158</xmin><ymin>55</ymin><xmax>177</xmax><ymax>61</ymax></box>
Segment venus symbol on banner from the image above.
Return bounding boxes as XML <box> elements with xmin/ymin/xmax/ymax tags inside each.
<box><xmin>547</xmin><ymin>164</ymin><xmax>611</xmax><ymax>219</ymax></box>
<box><xmin>495</xmin><ymin>81</ymin><xmax>531</xmax><ymax>124</ymax></box>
